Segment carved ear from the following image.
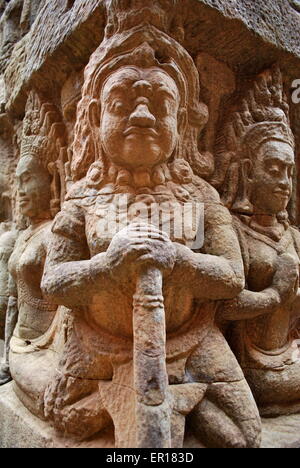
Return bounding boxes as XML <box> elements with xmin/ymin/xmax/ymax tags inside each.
<box><xmin>178</xmin><ymin>107</ymin><xmax>188</xmax><ymax>136</ymax></box>
<box><xmin>241</xmin><ymin>159</ymin><xmax>253</xmax><ymax>183</ymax></box>
<box><xmin>232</xmin><ymin>158</ymin><xmax>254</xmax><ymax>214</ymax></box>
<box><xmin>88</xmin><ymin>99</ymin><xmax>100</xmax><ymax>128</ymax></box>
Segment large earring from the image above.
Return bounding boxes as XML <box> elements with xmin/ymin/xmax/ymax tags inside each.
<box><xmin>48</xmin><ymin>162</ymin><xmax>61</xmax><ymax>217</ymax></box>
<box><xmin>231</xmin><ymin>162</ymin><xmax>253</xmax><ymax>214</ymax></box>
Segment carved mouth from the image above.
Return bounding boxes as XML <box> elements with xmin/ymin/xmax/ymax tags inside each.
<box><xmin>123</xmin><ymin>127</ymin><xmax>158</xmax><ymax>137</ymax></box>
<box><xmin>273</xmin><ymin>191</ymin><xmax>290</xmax><ymax>199</ymax></box>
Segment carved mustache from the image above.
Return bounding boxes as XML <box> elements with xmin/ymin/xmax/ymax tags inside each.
<box><xmin>273</xmin><ymin>190</ymin><xmax>290</xmax><ymax>198</ymax></box>
<box><xmin>123</xmin><ymin>126</ymin><xmax>158</xmax><ymax>137</ymax></box>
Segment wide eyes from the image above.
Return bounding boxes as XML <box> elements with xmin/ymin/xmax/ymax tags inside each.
<box><xmin>17</xmin><ymin>174</ymin><xmax>31</xmax><ymax>186</ymax></box>
<box><xmin>107</xmin><ymin>94</ymin><xmax>175</xmax><ymax>117</ymax></box>
<box><xmin>268</xmin><ymin>165</ymin><xmax>280</xmax><ymax>176</ymax></box>
<box><xmin>266</xmin><ymin>163</ymin><xmax>294</xmax><ymax>178</ymax></box>
<box><xmin>110</xmin><ymin>100</ymin><xmax>128</xmax><ymax>114</ymax></box>
<box><xmin>156</xmin><ymin>98</ymin><xmax>172</xmax><ymax>117</ymax></box>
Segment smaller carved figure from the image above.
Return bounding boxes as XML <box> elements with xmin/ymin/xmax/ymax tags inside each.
<box><xmin>0</xmin><ymin>175</ymin><xmax>17</xmax><ymax>340</ymax></box>
<box><xmin>2</xmin><ymin>91</ymin><xmax>66</xmax><ymax>412</ymax></box>
<box><xmin>216</xmin><ymin>67</ymin><xmax>300</xmax><ymax>416</ymax></box>
<box><xmin>0</xmin><ymin>110</ymin><xmax>18</xmax><ymax>384</ymax></box>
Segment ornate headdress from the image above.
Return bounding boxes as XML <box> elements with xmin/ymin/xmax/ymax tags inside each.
<box><xmin>21</xmin><ymin>90</ymin><xmax>67</xmax><ymax>215</ymax></box>
<box><xmin>71</xmin><ymin>1</ymin><xmax>212</xmax><ymax>181</ymax></box>
<box><xmin>212</xmin><ymin>66</ymin><xmax>295</xmax><ymax>213</ymax></box>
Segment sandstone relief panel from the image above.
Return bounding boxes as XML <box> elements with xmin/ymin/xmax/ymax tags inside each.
<box><xmin>0</xmin><ymin>0</ymin><xmax>299</xmax><ymax>449</ymax></box>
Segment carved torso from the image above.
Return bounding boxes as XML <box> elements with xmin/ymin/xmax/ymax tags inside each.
<box><xmin>9</xmin><ymin>221</ymin><xmax>57</xmax><ymax>340</ymax></box>
<box><xmin>54</xmin><ymin>175</ymin><xmax>220</xmax><ymax>340</ymax></box>
<box><xmin>234</xmin><ymin>216</ymin><xmax>300</xmax><ymax>357</ymax></box>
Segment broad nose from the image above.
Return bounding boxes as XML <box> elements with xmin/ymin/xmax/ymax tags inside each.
<box><xmin>129</xmin><ymin>103</ymin><xmax>156</xmax><ymax>128</ymax></box>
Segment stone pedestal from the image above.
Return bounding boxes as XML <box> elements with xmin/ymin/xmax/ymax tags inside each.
<box><xmin>0</xmin><ymin>383</ymin><xmax>114</xmax><ymax>448</ymax></box>
<box><xmin>0</xmin><ymin>382</ymin><xmax>300</xmax><ymax>449</ymax></box>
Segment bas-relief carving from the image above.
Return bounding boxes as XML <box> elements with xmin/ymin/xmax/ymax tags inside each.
<box><xmin>0</xmin><ymin>106</ymin><xmax>17</xmax><ymax>359</ymax></box>
<box><xmin>0</xmin><ymin>90</ymin><xmax>66</xmax><ymax>398</ymax></box>
<box><xmin>216</xmin><ymin>67</ymin><xmax>300</xmax><ymax>417</ymax></box>
<box><xmin>0</xmin><ymin>0</ymin><xmax>300</xmax><ymax>449</ymax></box>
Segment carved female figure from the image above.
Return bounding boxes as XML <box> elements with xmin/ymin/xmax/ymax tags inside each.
<box><xmin>0</xmin><ymin>196</ymin><xmax>18</xmax><ymax>385</ymax></box>
<box><xmin>217</xmin><ymin>67</ymin><xmax>300</xmax><ymax>416</ymax></box>
<box><xmin>0</xmin><ymin>175</ymin><xmax>17</xmax><ymax>342</ymax></box>
<box><xmin>5</xmin><ymin>91</ymin><xmax>66</xmax><ymax>412</ymax></box>
<box><xmin>38</xmin><ymin>26</ymin><xmax>261</xmax><ymax>448</ymax></box>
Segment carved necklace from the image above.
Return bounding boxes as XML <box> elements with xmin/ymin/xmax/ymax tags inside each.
<box><xmin>238</xmin><ymin>215</ymin><xmax>292</xmax><ymax>255</ymax></box>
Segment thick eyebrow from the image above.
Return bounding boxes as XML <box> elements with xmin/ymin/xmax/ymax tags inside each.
<box><xmin>155</xmin><ymin>85</ymin><xmax>177</xmax><ymax>100</ymax></box>
<box><xmin>103</xmin><ymin>82</ymin><xmax>132</xmax><ymax>98</ymax></box>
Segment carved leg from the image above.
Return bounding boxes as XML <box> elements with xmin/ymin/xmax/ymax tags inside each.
<box><xmin>186</xmin><ymin>326</ymin><xmax>261</xmax><ymax>448</ymax></box>
<box><xmin>0</xmin><ymin>296</ymin><xmax>18</xmax><ymax>386</ymax></box>
<box><xmin>44</xmin><ymin>372</ymin><xmax>112</xmax><ymax>439</ymax></box>
<box><xmin>244</xmin><ymin>360</ymin><xmax>300</xmax><ymax>417</ymax></box>
<box><xmin>190</xmin><ymin>380</ymin><xmax>261</xmax><ymax>448</ymax></box>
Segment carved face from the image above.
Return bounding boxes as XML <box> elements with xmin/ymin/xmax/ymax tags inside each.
<box><xmin>249</xmin><ymin>140</ymin><xmax>295</xmax><ymax>215</ymax></box>
<box><xmin>16</xmin><ymin>156</ymin><xmax>51</xmax><ymax>219</ymax></box>
<box><xmin>98</xmin><ymin>66</ymin><xmax>181</xmax><ymax>169</ymax></box>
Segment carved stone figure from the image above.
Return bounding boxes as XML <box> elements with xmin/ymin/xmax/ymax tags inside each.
<box><xmin>31</xmin><ymin>24</ymin><xmax>262</xmax><ymax>448</ymax></box>
<box><xmin>216</xmin><ymin>67</ymin><xmax>300</xmax><ymax>417</ymax></box>
<box><xmin>0</xmin><ymin>223</ymin><xmax>16</xmax><ymax>340</ymax></box>
<box><xmin>0</xmin><ymin>109</ymin><xmax>18</xmax><ymax>383</ymax></box>
<box><xmin>1</xmin><ymin>0</ymin><xmax>300</xmax><ymax>451</ymax></box>
<box><xmin>5</xmin><ymin>90</ymin><xmax>66</xmax><ymax>409</ymax></box>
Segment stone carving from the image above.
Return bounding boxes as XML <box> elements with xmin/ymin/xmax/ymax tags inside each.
<box><xmin>0</xmin><ymin>107</ymin><xmax>18</xmax><ymax>383</ymax></box>
<box><xmin>0</xmin><ymin>180</ymin><xmax>17</xmax><ymax>347</ymax></box>
<box><xmin>4</xmin><ymin>90</ymin><xmax>66</xmax><ymax>408</ymax></box>
<box><xmin>0</xmin><ymin>0</ymin><xmax>300</xmax><ymax>450</ymax></box>
<box><xmin>33</xmin><ymin>21</ymin><xmax>261</xmax><ymax>448</ymax></box>
<box><xmin>216</xmin><ymin>67</ymin><xmax>300</xmax><ymax>417</ymax></box>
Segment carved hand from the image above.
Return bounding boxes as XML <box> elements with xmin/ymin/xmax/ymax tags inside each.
<box><xmin>106</xmin><ymin>222</ymin><xmax>176</xmax><ymax>282</ymax></box>
<box><xmin>272</xmin><ymin>253</ymin><xmax>299</xmax><ymax>306</ymax></box>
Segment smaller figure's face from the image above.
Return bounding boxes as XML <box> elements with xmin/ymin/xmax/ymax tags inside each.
<box><xmin>250</xmin><ymin>140</ymin><xmax>295</xmax><ymax>215</ymax></box>
<box><xmin>99</xmin><ymin>66</ymin><xmax>181</xmax><ymax>169</ymax></box>
<box><xmin>16</xmin><ymin>156</ymin><xmax>51</xmax><ymax>219</ymax></box>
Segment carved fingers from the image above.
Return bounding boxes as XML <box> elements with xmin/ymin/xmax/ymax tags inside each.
<box><xmin>106</xmin><ymin>222</ymin><xmax>176</xmax><ymax>282</ymax></box>
<box><xmin>273</xmin><ymin>253</ymin><xmax>299</xmax><ymax>306</ymax></box>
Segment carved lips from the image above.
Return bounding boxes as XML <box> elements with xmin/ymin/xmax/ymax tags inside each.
<box><xmin>123</xmin><ymin>126</ymin><xmax>158</xmax><ymax>138</ymax></box>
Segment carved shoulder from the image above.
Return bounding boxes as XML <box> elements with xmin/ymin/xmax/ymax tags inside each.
<box><xmin>193</xmin><ymin>175</ymin><xmax>221</xmax><ymax>204</ymax></box>
<box><xmin>204</xmin><ymin>203</ymin><xmax>233</xmax><ymax>228</ymax></box>
<box><xmin>51</xmin><ymin>199</ymin><xmax>85</xmax><ymax>242</ymax></box>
